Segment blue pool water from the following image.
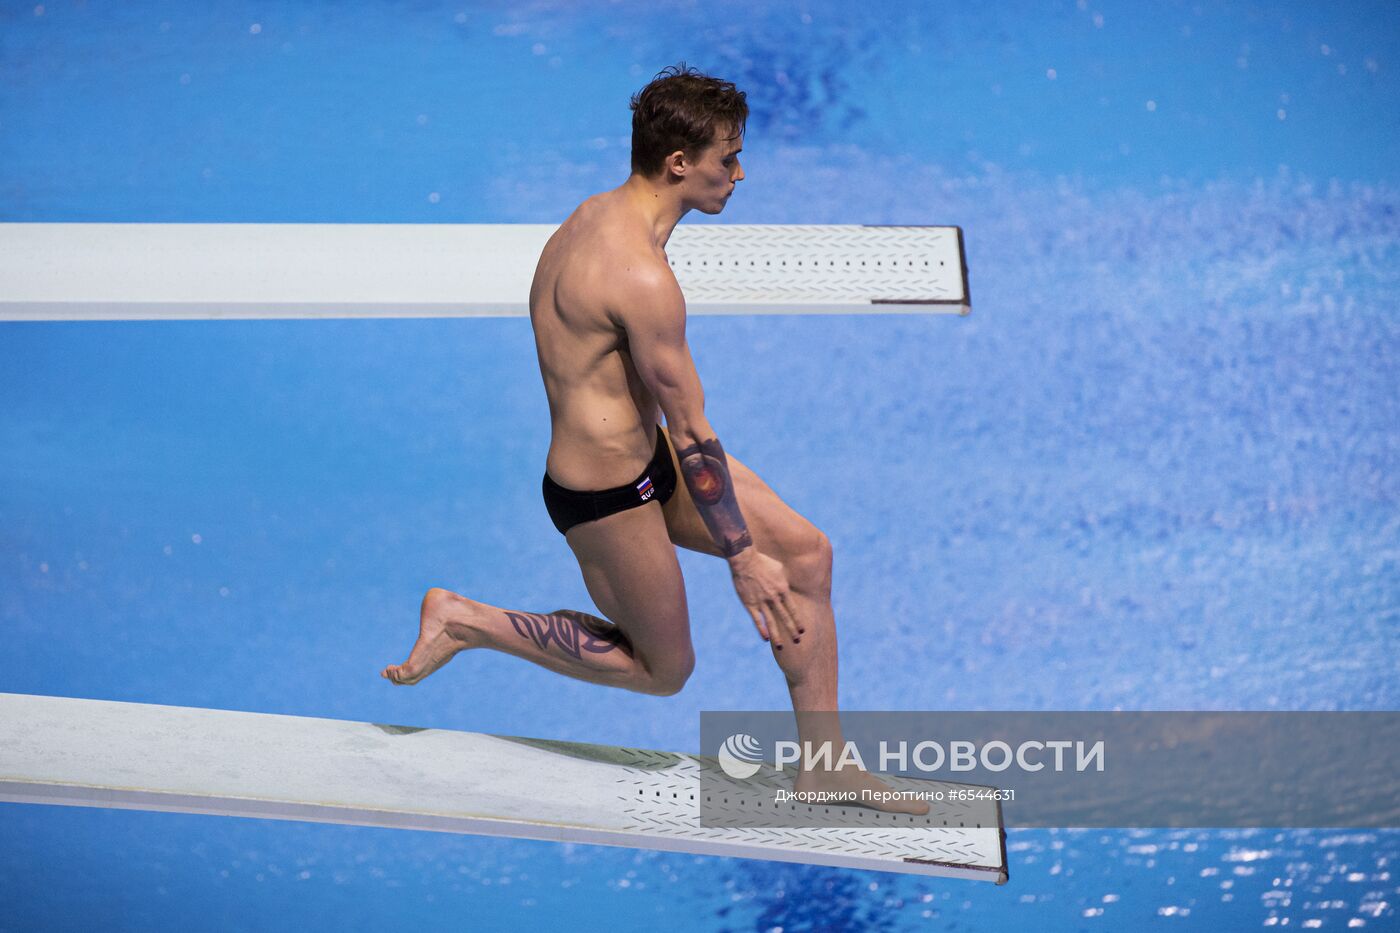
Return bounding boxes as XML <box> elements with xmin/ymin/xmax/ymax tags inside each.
<box><xmin>2</xmin><ymin>1</ymin><xmax>1398</xmax><ymax>930</ymax></box>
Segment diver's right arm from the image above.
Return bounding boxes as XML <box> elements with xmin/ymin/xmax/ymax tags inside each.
<box><xmin>614</xmin><ymin>267</ymin><xmax>802</xmax><ymax>646</ymax></box>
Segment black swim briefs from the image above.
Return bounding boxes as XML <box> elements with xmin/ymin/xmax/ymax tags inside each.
<box><xmin>542</xmin><ymin>423</ymin><xmax>678</xmax><ymax>535</ymax></box>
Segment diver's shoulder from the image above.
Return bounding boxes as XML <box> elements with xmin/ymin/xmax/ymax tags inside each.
<box><xmin>572</xmin><ymin>199</ymin><xmax>668</xmax><ymax>273</ymax></box>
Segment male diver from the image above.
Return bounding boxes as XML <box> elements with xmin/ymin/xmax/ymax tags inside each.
<box><xmin>382</xmin><ymin>64</ymin><xmax>926</xmax><ymax>815</ymax></box>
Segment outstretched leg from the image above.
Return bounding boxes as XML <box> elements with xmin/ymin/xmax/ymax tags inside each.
<box><xmin>382</xmin><ymin>497</ymin><xmax>694</xmax><ymax>697</ymax></box>
<box><xmin>380</xmin><ymin>588</ymin><xmax>651</xmax><ymax>690</ymax></box>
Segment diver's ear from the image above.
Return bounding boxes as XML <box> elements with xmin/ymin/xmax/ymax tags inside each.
<box><xmin>663</xmin><ymin>147</ymin><xmax>689</xmax><ymax>180</ymax></box>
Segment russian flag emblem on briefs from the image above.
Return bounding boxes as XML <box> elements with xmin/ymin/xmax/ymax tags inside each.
<box><xmin>636</xmin><ymin>476</ymin><xmax>654</xmax><ymax>501</ymax></box>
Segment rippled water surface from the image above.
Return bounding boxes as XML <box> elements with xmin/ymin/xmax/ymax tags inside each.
<box><xmin>2</xmin><ymin>1</ymin><xmax>1397</xmax><ymax>930</ymax></box>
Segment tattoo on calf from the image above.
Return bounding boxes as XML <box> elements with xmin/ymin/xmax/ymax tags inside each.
<box><xmin>506</xmin><ymin>610</ymin><xmax>635</xmax><ymax>659</ymax></box>
<box><xmin>676</xmin><ymin>437</ymin><xmax>754</xmax><ymax>559</ymax></box>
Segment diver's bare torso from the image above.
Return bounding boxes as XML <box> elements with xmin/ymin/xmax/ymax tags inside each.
<box><xmin>529</xmin><ymin>191</ymin><xmax>673</xmax><ymax>491</ymax></box>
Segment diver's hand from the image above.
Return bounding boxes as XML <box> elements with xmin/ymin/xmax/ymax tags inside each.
<box><xmin>728</xmin><ymin>548</ymin><xmax>804</xmax><ymax>648</ymax></box>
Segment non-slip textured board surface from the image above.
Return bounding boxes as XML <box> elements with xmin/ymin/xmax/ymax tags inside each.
<box><xmin>0</xmin><ymin>693</ymin><xmax>1006</xmax><ymax>883</ymax></box>
<box><xmin>0</xmin><ymin>223</ymin><xmax>969</xmax><ymax>319</ymax></box>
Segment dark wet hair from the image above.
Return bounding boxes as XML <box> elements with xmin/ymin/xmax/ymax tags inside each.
<box><xmin>629</xmin><ymin>63</ymin><xmax>748</xmax><ymax>179</ymax></box>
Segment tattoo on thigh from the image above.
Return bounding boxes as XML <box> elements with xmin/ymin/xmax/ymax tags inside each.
<box><xmin>506</xmin><ymin>610</ymin><xmax>635</xmax><ymax>659</ymax></box>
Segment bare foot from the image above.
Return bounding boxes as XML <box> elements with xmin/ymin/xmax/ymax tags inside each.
<box><xmin>380</xmin><ymin>588</ymin><xmax>484</xmax><ymax>686</ymax></box>
<box><xmin>793</xmin><ymin>765</ymin><xmax>932</xmax><ymax>816</ymax></box>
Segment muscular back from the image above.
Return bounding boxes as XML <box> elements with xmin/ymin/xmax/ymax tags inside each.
<box><xmin>529</xmin><ymin>194</ymin><xmax>673</xmax><ymax>490</ymax></box>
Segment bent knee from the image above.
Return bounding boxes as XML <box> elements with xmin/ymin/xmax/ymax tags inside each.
<box><xmin>786</xmin><ymin>528</ymin><xmax>833</xmax><ymax>595</ymax></box>
<box><xmin>644</xmin><ymin>650</ymin><xmax>696</xmax><ymax>697</ymax></box>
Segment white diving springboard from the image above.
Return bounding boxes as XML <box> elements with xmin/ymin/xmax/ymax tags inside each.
<box><xmin>0</xmin><ymin>693</ymin><xmax>1007</xmax><ymax>883</ymax></box>
<box><xmin>0</xmin><ymin>223</ymin><xmax>970</xmax><ymax>320</ymax></box>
